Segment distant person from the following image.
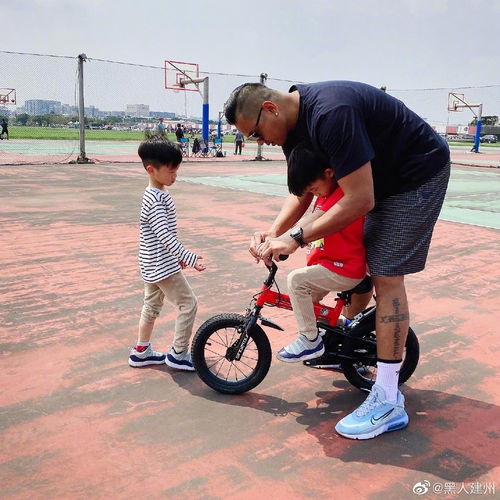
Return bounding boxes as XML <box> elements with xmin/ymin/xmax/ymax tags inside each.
<box><xmin>129</xmin><ymin>137</ymin><xmax>206</xmax><ymax>371</ymax></box>
<box><xmin>192</xmin><ymin>137</ymin><xmax>201</xmax><ymax>155</ymax></box>
<box><xmin>175</xmin><ymin>123</ymin><xmax>184</xmax><ymax>142</ymax></box>
<box><xmin>0</xmin><ymin>119</ymin><xmax>8</xmax><ymax>140</ymax></box>
<box><xmin>234</xmin><ymin>130</ymin><xmax>244</xmax><ymax>155</ymax></box>
<box><xmin>156</xmin><ymin>118</ymin><xmax>166</xmax><ymax>137</ymax></box>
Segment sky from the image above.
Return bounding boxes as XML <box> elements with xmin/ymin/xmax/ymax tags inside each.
<box><xmin>1</xmin><ymin>0</ymin><xmax>499</xmax><ymax>125</ymax></box>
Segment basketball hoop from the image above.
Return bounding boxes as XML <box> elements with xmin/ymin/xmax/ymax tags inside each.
<box><xmin>165</xmin><ymin>61</ymin><xmax>200</xmax><ymax>92</ymax></box>
<box><xmin>448</xmin><ymin>92</ymin><xmax>464</xmax><ymax>112</ymax></box>
<box><xmin>0</xmin><ymin>88</ymin><xmax>16</xmax><ymax>105</ymax></box>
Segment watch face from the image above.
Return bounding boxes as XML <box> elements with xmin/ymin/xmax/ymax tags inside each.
<box><xmin>291</xmin><ymin>227</ymin><xmax>302</xmax><ymax>238</ymax></box>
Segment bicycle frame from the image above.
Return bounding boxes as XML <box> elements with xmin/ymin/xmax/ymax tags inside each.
<box><xmin>253</xmin><ymin>262</ymin><xmax>347</xmax><ymax>327</ymax></box>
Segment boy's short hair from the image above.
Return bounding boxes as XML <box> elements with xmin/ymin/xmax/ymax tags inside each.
<box><xmin>138</xmin><ymin>137</ymin><xmax>182</xmax><ymax>169</ymax></box>
<box><xmin>287</xmin><ymin>145</ymin><xmax>329</xmax><ymax>196</ymax></box>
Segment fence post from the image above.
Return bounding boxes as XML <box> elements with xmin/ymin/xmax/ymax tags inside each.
<box><xmin>76</xmin><ymin>53</ymin><xmax>92</xmax><ymax>164</ymax></box>
<box><xmin>254</xmin><ymin>72</ymin><xmax>268</xmax><ymax>161</ymax></box>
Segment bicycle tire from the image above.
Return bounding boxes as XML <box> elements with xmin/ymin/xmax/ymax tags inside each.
<box><xmin>191</xmin><ymin>313</ymin><xmax>272</xmax><ymax>394</ymax></box>
<box><xmin>340</xmin><ymin>327</ymin><xmax>420</xmax><ymax>391</ymax></box>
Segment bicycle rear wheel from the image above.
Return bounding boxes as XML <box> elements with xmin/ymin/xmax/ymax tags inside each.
<box><xmin>340</xmin><ymin>326</ymin><xmax>419</xmax><ymax>391</ymax></box>
<box><xmin>191</xmin><ymin>313</ymin><xmax>272</xmax><ymax>394</ymax></box>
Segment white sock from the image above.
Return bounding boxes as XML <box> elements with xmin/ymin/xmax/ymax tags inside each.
<box><xmin>137</xmin><ymin>341</ymin><xmax>150</xmax><ymax>347</ymax></box>
<box><xmin>375</xmin><ymin>360</ymin><xmax>402</xmax><ymax>403</ymax></box>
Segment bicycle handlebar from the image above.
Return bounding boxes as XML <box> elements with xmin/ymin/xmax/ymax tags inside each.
<box><xmin>264</xmin><ymin>254</ymin><xmax>289</xmax><ymax>282</ymax></box>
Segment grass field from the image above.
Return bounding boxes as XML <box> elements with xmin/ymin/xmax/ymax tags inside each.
<box><xmin>8</xmin><ymin>126</ymin><xmax>237</xmax><ymax>142</ymax></box>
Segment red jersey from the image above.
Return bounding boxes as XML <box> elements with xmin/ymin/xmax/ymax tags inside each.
<box><xmin>306</xmin><ymin>187</ymin><xmax>366</xmax><ymax>279</ymax></box>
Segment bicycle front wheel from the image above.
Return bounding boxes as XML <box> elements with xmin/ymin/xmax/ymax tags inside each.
<box><xmin>191</xmin><ymin>313</ymin><xmax>272</xmax><ymax>394</ymax></box>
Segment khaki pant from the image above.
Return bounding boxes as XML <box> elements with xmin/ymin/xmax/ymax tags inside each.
<box><xmin>141</xmin><ymin>271</ymin><xmax>198</xmax><ymax>352</ymax></box>
<box><xmin>287</xmin><ymin>265</ymin><xmax>362</xmax><ymax>339</ymax></box>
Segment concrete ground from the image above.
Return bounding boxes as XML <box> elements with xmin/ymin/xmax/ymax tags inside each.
<box><xmin>0</xmin><ymin>160</ymin><xmax>499</xmax><ymax>499</ymax></box>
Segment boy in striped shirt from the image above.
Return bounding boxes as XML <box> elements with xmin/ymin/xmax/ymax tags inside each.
<box><xmin>129</xmin><ymin>138</ymin><xmax>206</xmax><ymax>370</ymax></box>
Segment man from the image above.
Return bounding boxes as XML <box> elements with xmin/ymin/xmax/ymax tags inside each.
<box><xmin>0</xmin><ymin>118</ymin><xmax>8</xmax><ymax>140</ymax></box>
<box><xmin>175</xmin><ymin>123</ymin><xmax>184</xmax><ymax>142</ymax></box>
<box><xmin>156</xmin><ymin>118</ymin><xmax>166</xmax><ymax>137</ymax></box>
<box><xmin>224</xmin><ymin>81</ymin><xmax>450</xmax><ymax>439</ymax></box>
<box><xmin>234</xmin><ymin>130</ymin><xmax>245</xmax><ymax>155</ymax></box>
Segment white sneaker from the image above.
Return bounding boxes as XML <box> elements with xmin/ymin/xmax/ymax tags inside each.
<box><xmin>335</xmin><ymin>384</ymin><xmax>408</xmax><ymax>439</ymax></box>
<box><xmin>276</xmin><ymin>333</ymin><xmax>325</xmax><ymax>363</ymax></box>
<box><xmin>128</xmin><ymin>345</ymin><xmax>166</xmax><ymax>367</ymax></box>
<box><xmin>165</xmin><ymin>347</ymin><xmax>196</xmax><ymax>372</ymax></box>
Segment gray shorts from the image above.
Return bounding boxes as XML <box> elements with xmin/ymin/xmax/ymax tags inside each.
<box><xmin>365</xmin><ymin>162</ymin><xmax>450</xmax><ymax>276</ymax></box>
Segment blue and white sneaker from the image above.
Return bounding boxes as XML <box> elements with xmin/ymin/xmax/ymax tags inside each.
<box><xmin>277</xmin><ymin>333</ymin><xmax>325</xmax><ymax>363</ymax></box>
<box><xmin>335</xmin><ymin>384</ymin><xmax>408</xmax><ymax>439</ymax></box>
<box><xmin>165</xmin><ymin>347</ymin><xmax>196</xmax><ymax>372</ymax></box>
<box><xmin>128</xmin><ymin>345</ymin><xmax>166</xmax><ymax>367</ymax></box>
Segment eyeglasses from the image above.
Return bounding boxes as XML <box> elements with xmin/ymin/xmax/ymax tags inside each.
<box><xmin>247</xmin><ymin>106</ymin><xmax>264</xmax><ymax>141</ymax></box>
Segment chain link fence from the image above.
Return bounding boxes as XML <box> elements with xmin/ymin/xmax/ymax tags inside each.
<box><xmin>1</xmin><ymin>50</ymin><xmax>499</xmax><ymax>165</ymax></box>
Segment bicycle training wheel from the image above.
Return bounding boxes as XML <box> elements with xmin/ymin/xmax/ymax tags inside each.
<box><xmin>340</xmin><ymin>327</ymin><xmax>420</xmax><ymax>391</ymax></box>
<box><xmin>191</xmin><ymin>313</ymin><xmax>272</xmax><ymax>394</ymax></box>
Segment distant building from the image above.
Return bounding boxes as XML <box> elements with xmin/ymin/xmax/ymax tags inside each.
<box><xmin>150</xmin><ymin>110</ymin><xmax>176</xmax><ymax>119</ymax></box>
<box><xmin>126</xmin><ymin>104</ymin><xmax>149</xmax><ymax>118</ymax></box>
<box><xmin>60</xmin><ymin>104</ymin><xmax>78</xmax><ymax>115</ymax></box>
<box><xmin>0</xmin><ymin>106</ymin><xmax>11</xmax><ymax>117</ymax></box>
<box><xmin>25</xmin><ymin>99</ymin><xmax>62</xmax><ymax>115</ymax></box>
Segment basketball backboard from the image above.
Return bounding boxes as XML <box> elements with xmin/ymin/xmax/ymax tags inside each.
<box><xmin>0</xmin><ymin>88</ymin><xmax>16</xmax><ymax>105</ymax></box>
<box><xmin>448</xmin><ymin>92</ymin><xmax>464</xmax><ymax>112</ymax></box>
<box><xmin>164</xmin><ymin>61</ymin><xmax>200</xmax><ymax>92</ymax></box>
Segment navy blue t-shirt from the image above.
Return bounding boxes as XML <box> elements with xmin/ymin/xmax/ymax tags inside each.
<box><xmin>283</xmin><ymin>81</ymin><xmax>450</xmax><ymax>200</ymax></box>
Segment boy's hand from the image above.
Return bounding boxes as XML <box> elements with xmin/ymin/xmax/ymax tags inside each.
<box><xmin>258</xmin><ymin>236</ymin><xmax>299</xmax><ymax>262</ymax></box>
<box><xmin>179</xmin><ymin>261</ymin><xmax>187</xmax><ymax>269</ymax></box>
<box><xmin>194</xmin><ymin>256</ymin><xmax>206</xmax><ymax>272</ymax></box>
<box><xmin>249</xmin><ymin>231</ymin><xmax>271</xmax><ymax>263</ymax></box>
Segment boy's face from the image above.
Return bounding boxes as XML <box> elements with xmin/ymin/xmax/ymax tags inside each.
<box><xmin>147</xmin><ymin>164</ymin><xmax>178</xmax><ymax>186</ymax></box>
<box><xmin>306</xmin><ymin>168</ymin><xmax>338</xmax><ymax>197</ymax></box>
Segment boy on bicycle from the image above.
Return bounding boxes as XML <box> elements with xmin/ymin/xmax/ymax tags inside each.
<box><xmin>129</xmin><ymin>137</ymin><xmax>206</xmax><ymax>370</ymax></box>
<box><xmin>270</xmin><ymin>145</ymin><xmax>367</xmax><ymax>362</ymax></box>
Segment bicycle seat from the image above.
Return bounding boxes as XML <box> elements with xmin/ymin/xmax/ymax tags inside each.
<box><xmin>344</xmin><ymin>275</ymin><xmax>373</xmax><ymax>295</ymax></box>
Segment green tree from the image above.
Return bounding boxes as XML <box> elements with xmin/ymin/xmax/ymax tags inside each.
<box><xmin>470</xmin><ymin>115</ymin><xmax>499</xmax><ymax>126</ymax></box>
<box><xmin>14</xmin><ymin>113</ymin><xmax>29</xmax><ymax>125</ymax></box>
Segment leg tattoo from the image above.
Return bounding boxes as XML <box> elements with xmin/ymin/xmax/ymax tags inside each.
<box><xmin>380</xmin><ymin>298</ymin><xmax>409</xmax><ymax>358</ymax></box>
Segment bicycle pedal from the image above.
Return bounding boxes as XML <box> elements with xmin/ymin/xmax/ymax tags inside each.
<box><xmin>303</xmin><ymin>357</ymin><xmax>342</xmax><ymax>371</ymax></box>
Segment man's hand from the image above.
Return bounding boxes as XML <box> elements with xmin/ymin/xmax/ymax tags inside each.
<box><xmin>194</xmin><ymin>256</ymin><xmax>206</xmax><ymax>272</ymax></box>
<box><xmin>249</xmin><ymin>231</ymin><xmax>272</xmax><ymax>263</ymax></box>
<box><xmin>257</xmin><ymin>236</ymin><xmax>299</xmax><ymax>263</ymax></box>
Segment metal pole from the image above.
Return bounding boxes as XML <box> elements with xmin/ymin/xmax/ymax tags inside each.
<box><xmin>70</xmin><ymin>54</ymin><xmax>92</xmax><ymax>164</ymax></box>
<box><xmin>179</xmin><ymin>75</ymin><xmax>209</xmax><ymax>152</ymax></box>
<box><xmin>217</xmin><ymin>111</ymin><xmax>222</xmax><ymax>139</ymax></box>
<box><xmin>76</xmin><ymin>53</ymin><xmax>91</xmax><ymax>163</ymax></box>
<box><xmin>202</xmin><ymin>77</ymin><xmax>209</xmax><ymax>145</ymax></box>
<box><xmin>473</xmin><ymin>104</ymin><xmax>482</xmax><ymax>153</ymax></box>
<box><xmin>255</xmin><ymin>72</ymin><xmax>268</xmax><ymax>161</ymax></box>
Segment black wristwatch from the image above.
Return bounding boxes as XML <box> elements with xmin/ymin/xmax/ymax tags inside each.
<box><xmin>290</xmin><ymin>227</ymin><xmax>307</xmax><ymax>247</ymax></box>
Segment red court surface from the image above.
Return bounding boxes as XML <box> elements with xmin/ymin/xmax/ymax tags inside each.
<box><xmin>1</xmin><ymin>161</ymin><xmax>499</xmax><ymax>499</ymax></box>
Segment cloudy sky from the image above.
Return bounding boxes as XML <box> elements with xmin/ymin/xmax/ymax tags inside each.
<box><xmin>2</xmin><ymin>0</ymin><xmax>499</xmax><ymax>124</ymax></box>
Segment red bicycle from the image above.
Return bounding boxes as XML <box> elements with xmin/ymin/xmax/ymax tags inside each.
<box><xmin>191</xmin><ymin>259</ymin><xmax>419</xmax><ymax>394</ymax></box>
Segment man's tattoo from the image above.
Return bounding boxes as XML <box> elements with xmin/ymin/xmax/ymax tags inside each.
<box><xmin>380</xmin><ymin>297</ymin><xmax>409</xmax><ymax>323</ymax></box>
<box><xmin>379</xmin><ymin>298</ymin><xmax>409</xmax><ymax>358</ymax></box>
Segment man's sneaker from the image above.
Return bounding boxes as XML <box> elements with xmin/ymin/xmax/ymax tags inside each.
<box><xmin>335</xmin><ymin>384</ymin><xmax>408</xmax><ymax>439</ymax></box>
<box><xmin>277</xmin><ymin>333</ymin><xmax>325</xmax><ymax>363</ymax></box>
<box><xmin>165</xmin><ymin>347</ymin><xmax>196</xmax><ymax>372</ymax></box>
<box><xmin>128</xmin><ymin>345</ymin><xmax>166</xmax><ymax>367</ymax></box>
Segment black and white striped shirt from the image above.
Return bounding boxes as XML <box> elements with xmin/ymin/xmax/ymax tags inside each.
<box><xmin>139</xmin><ymin>187</ymin><xmax>197</xmax><ymax>283</ymax></box>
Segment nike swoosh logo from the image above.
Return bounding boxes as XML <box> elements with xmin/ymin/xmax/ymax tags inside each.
<box><xmin>371</xmin><ymin>408</ymin><xmax>394</xmax><ymax>425</ymax></box>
